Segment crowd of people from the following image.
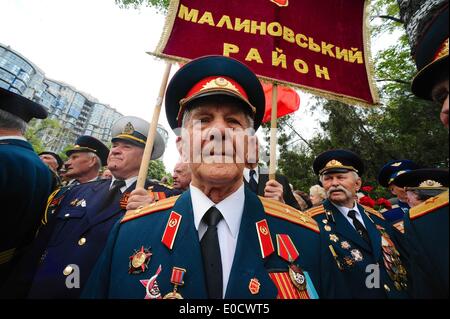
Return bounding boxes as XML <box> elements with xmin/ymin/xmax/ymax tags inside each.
<box><xmin>0</xmin><ymin>1</ymin><xmax>448</xmax><ymax>299</ymax></box>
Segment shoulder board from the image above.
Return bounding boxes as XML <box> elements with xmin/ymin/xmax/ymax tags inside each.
<box><xmin>362</xmin><ymin>205</ymin><xmax>385</xmax><ymax>220</ymax></box>
<box><xmin>392</xmin><ymin>220</ymin><xmax>405</xmax><ymax>234</ymax></box>
<box><xmin>409</xmin><ymin>191</ymin><xmax>449</xmax><ymax>220</ymax></box>
<box><xmin>121</xmin><ymin>195</ymin><xmax>180</xmax><ymax>224</ymax></box>
<box><xmin>305</xmin><ymin>205</ymin><xmax>326</xmax><ymax>218</ymax></box>
<box><xmin>258</xmin><ymin>197</ymin><xmax>319</xmax><ymax>233</ymax></box>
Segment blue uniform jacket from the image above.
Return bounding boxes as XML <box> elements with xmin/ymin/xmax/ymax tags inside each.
<box><xmin>403</xmin><ymin>191</ymin><xmax>448</xmax><ymax>298</ymax></box>
<box><xmin>307</xmin><ymin>199</ymin><xmax>410</xmax><ymax>299</ymax></box>
<box><xmin>382</xmin><ymin>201</ymin><xmax>409</xmax><ymax>223</ymax></box>
<box><xmin>19</xmin><ymin>178</ymin><xmax>180</xmax><ymax>298</ymax></box>
<box><xmin>82</xmin><ymin>187</ymin><xmax>342</xmax><ymax>299</ymax></box>
<box><xmin>0</xmin><ymin>139</ymin><xmax>52</xmax><ymax>286</ymax></box>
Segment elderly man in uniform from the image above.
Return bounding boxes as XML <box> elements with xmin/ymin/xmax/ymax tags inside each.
<box><xmin>398</xmin><ymin>0</ymin><xmax>449</xmax><ymax>298</ymax></box>
<box><xmin>306</xmin><ymin>149</ymin><xmax>409</xmax><ymax>298</ymax></box>
<box><xmin>0</xmin><ymin>88</ymin><xmax>53</xmax><ymax>288</ymax></box>
<box><xmin>2</xmin><ymin>116</ymin><xmax>180</xmax><ymax>298</ymax></box>
<box><xmin>64</xmin><ymin>135</ymin><xmax>110</xmax><ymax>186</ymax></box>
<box><xmin>172</xmin><ymin>161</ymin><xmax>191</xmax><ymax>192</ymax></box>
<box><xmin>377</xmin><ymin>159</ymin><xmax>420</xmax><ymax>224</ymax></box>
<box><xmin>82</xmin><ymin>56</ymin><xmax>341</xmax><ymax>299</ymax></box>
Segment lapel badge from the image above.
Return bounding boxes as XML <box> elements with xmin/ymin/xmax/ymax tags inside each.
<box><xmin>322</xmin><ymin>219</ymin><xmax>328</xmax><ymax>225</ymax></box>
<box><xmin>343</xmin><ymin>256</ymin><xmax>355</xmax><ymax>267</ymax></box>
<box><xmin>163</xmin><ymin>267</ymin><xmax>186</xmax><ymax>299</ymax></box>
<box><xmin>140</xmin><ymin>264</ymin><xmax>163</xmax><ymax>299</ymax></box>
<box><xmin>161</xmin><ymin>212</ymin><xmax>182</xmax><ymax>250</ymax></box>
<box><xmin>340</xmin><ymin>241</ymin><xmax>351</xmax><ymax>250</ymax></box>
<box><xmin>249</xmin><ymin>278</ymin><xmax>261</xmax><ymax>295</ymax></box>
<box><xmin>288</xmin><ymin>264</ymin><xmax>307</xmax><ymax>291</ymax></box>
<box><xmin>256</xmin><ymin>220</ymin><xmax>275</xmax><ymax>259</ymax></box>
<box><xmin>79</xmin><ymin>199</ymin><xmax>87</xmax><ymax>207</ymax></box>
<box><xmin>351</xmin><ymin>249</ymin><xmax>363</xmax><ymax>262</ymax></box>
<box><xmin>329</xmin><ymin>234</ymin><xmax>339</xmax><ymax>243</ymax></box>
<box><xmin>129</xmin><ymin>246</ymin><xmax>152</xmax><ymax>274</ymax></box>
<box><xmin>70</xmin><ymin>198</ymin><xmax>79</xmax><ymax>206</ymax></box>
<box><xmin>324</xmin><ymin>225</ymin><xmax>332</xmax><ymax>232</ymax></box>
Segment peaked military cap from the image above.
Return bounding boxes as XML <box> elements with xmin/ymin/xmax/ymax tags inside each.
<box><xmin>398</xmin><ymin>0</ymin><xmax>449</xmax><ymax>100</ymax></box>
<box><xmin>165</xmin><ymin>55</ymin><xmax>265</xmax><ymax>133</ymax></box>
<box><xmin>377</xmin><ymin>159</ymin><xmax>421</xmax><ymax>188</ymax></box>
<box><xmin>393</xmin><ymin>168</ymin><xmax>449</xmax><ymax>190</ymax></box>
<box><xmin>111</xmin><ymin>116</ymin><xmax>166</xmax><ymax>160</ymax></box>
<box><xmin>39</xmin><ymin>151</ymin><xmax>64</xmax><ymax>170</ymax></box>
<box><xmin>0</xmin><ymin>87</ymin><xmax>47</xmax><ymax>122</ymax></box>
<box><xmin>66</xmin><ymin>135</ymin><xmax>110</xmax><ymax>166</ymax></box>
<box><xmin>313</xmin><ymin>149</ymin><xmax>364</xmax><ymax>176</ymax></box>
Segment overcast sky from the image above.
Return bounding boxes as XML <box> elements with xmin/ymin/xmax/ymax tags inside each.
<box><xmin>0</xmin><ymin>0</ymin><xmax>374</xmax><ymax>173</ymax></box>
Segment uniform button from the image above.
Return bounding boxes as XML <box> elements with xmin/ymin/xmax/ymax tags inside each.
<box><xmin>63</xmin><ymin>265</ymin><xmax>73</xmax><ymax>276</ymax></box>
<box><xmin>384</xmin><ymin>284</ymin><xmax>391</xmax><ymax>292</ymax></box>
<box><xmin>64</xmin><ymin>213</ymin><xmax>70</xmax><ymax>218</ymax></box>
<box><xmin>78</xmin><ymin>238</ymin><xmax>87</xmax><ymax>246</ymax></box>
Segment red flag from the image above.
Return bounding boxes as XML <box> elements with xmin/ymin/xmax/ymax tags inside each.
<box><xmin>262</xmin><ymin>83</ymin><xmax>300</xmax><ymax>123</ymax></box>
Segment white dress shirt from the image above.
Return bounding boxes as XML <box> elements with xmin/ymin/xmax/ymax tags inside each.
<box><xmin>110</xmin><ymin>176</ymin><xmax>137</xmax><ymax>193</ymax></box>
<box><xmin>243</xmin><ymin>167</ymin><xmax>259</xmax><ymax>184</ymax></box>
<box><xmin>332</xmin><ymin>201</ymin><xmax>367</xmax><ymax>230</ymax></box>
<box><xmin>190</xmin><ymin>183</ymin><xmax>245</xmax><ymax>298</ymax></box>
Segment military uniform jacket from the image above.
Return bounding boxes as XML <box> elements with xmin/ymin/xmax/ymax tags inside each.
<box><xmin>403</xmin><ymin>191</ymin><xmax>449</xmax><ymax>298</ymax></box>
<box><xmin>18</xmin><ymin>178</ymin><xmax>180</xmax><ymax>299</ymax></box>
<box><xmin>81</xmin><ymin>187</ymin><xmax>342</xmax><ymax>299</ymax></box>
<box><xmin>307</xmin><ymin>199</ymin><xmax>410</xmax><ymax>299</ymax></box>
<box><xmin>0</xmin><ymin>139</ymin><xmax>52</xmax><ymax>287</ymax></box>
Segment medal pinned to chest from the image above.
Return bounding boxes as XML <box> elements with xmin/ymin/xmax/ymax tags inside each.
<box><xmin>377</xmin><ymin>226</ymin><xmax>408</xmax><ymax>291</ymax></box>
<box><xmin>276</xmin><ymin>234</ymin><xmax>307</xmax><ymax>291</ymax></box>
<box><xmin>129</xmin><ymin>246</ymin><xmax>152</xmax><ymax>274</ymax></box>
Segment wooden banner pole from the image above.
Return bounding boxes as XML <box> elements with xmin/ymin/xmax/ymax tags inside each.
<box><xmin>269</xmin><ymin>83</ymin><xmax>278</xmax><ymax>181</ymax></box>
<box><xmin>136</xmin><ymin>62</ymin><xmax>172</xmax><ymax>189</ymax></box>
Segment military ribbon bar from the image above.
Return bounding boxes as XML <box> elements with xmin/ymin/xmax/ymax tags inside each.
<box><xmin>170</xmin><ymin>267</ymin><xmax>186</xmax><ymax>286</ymax></box>
<box><xmin>255</xmin><ymin>219</ymin><xmax>275</xmax><ymax>259</ymax></box>
<box><xmin>161</xmin><ymin>211</ymin><xmax>182</xmax><ymax>250</ymax></box>
<box><xmin>276</xmin><ymin>234</ymin><xmax>299</xmax><ymax>263</ymax></box>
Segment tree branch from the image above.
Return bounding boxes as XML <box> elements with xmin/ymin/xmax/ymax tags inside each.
<box><xmin>376</xmin><ymin>79</ymin><xmax>410</xmax><ymax>85</ymax></box>
<box><xmin>372</xmin><ymin>15</ymin><xmax>403</xmax><ymax>23</ymax></box>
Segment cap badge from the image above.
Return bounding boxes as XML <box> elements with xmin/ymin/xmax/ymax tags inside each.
<box><xmin>391</xmin><ymin>162</ymin><xmax>402</xmax><ymax>167</ymax></box>
<box><xmin>326</xmin><ymin>159</ymin><xmax>343</xmax><ymax>168</ymax></box>
<box><xmin>419</xmin><ymin>180</ymin><xmax>442</xmax><ymax>188</ymax></box>
<box><xmin>202</xmin><ymin>77</ymin><xmax>240</xmax><ymax>95</ymax></box>
<box><xmin>123</xmin><ymin>122</ymin><xmax>135</xmax><ymax>135</ymax></box>
<box><xmin>435</xmin><ymin>38</ymin><xmax>449</xmax><ymax>61</ymax></box>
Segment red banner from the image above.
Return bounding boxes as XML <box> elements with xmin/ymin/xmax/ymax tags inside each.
<box><xmin>155</xmin><ymin>0</ymin><xmax>379</xmax><ymax>106</ymax></box>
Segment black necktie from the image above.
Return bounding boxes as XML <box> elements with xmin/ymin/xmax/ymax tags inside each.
<box><xmin>249</xmin><ymin>169</ymin><xmax>258</xmax><ymax>193</ymax></box>
<box><xmin>348</xmin><ymin>210</ymin><xmax>370</xmax><ymax>244</ymax></box>
<box><xmin>99</xmin><ymin>180</ymin><xmax>126</xmax><ymax>212</ymax></box>
<box><xmin>200</xmin><ymin>207</ymin><xmax>223</xmax><ymax>299</ymax></box>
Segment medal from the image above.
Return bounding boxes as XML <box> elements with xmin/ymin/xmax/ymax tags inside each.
<box><xmin>351</xmin><ymin>249</ymin><xmax>363</xmax><ymax>262</ymax></box>
<box><xmin>288</xmin><ymin>264</ymin><xmax>307</xmax><ymax>291</ymax></box>
<box><xmin>128</xmin><ymin>246</ymin><xmax>152</xmax><ymax>274</ymax></box>
<box><xmin>324</xmin><ymin>225</ymin><xmax>332</xmax><ymax>232</ymax></box>
<box><xmin>256</xmin><ymin>220</ymin><xmax>275</xmax><ymax>258</ymax></box>
<box><xmin>329</xmin><ymin>234</ymin><xmax>339</xmax><ymax>242</ymax></box>
<box><xmin>340</xmin><ymin>241</ymin><xmax>351</xmax><ymax>250</ymax></box>
<box><xmin>140</xmin><ymin>265</ymin><xmax>162</xmax><ymax>299</ymax></box>
<box><xmin>163</xmin><ymin>267</ymin><xmax>186</xmax><ymax>299</ymax></box>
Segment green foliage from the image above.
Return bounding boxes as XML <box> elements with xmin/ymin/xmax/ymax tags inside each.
<box><xmin>115</xmin><ymin>0</ymin><xmax>170</xmax><ymax>12</ymax></box>
<box><xmin>147</xmin><ymin>159</ymin><xmax>169</xmax><ymax>181</ymax></box>
<box><xmin>25</xmin><ymin>118</ymin><xmax>61</xmax><ymax>154</ymax></box>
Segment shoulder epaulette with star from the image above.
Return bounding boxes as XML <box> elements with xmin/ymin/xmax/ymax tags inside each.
<box><xmin>121</xmin><ymin>195</ymin><xmax>180</xmax><ymax>224</ymax></box>
<box><xmin>258</xmin><ymin>197</ymin><xmax>319</xmax><ymax>233</ymax></box>
<box><xmin>305</xmin><ymin>205</ymin><xmax>326</xmax><ymax>218</ymax></box>
<box><xmin>409</xmin><ymin>191</ymin><xmax>449</xmax><ymax>220</ymax></box>
<box><xmin>362</xmin><ymin>205</ymin><xmax>385</xmax><ymax>220</ymax></box>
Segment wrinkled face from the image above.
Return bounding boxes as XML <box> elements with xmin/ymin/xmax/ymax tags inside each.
<box><xmin>40</xmin><ymin>154</ymin><xmax>58</xmax><ymax>171</ymax></box>
<box><xmin>388</xmin><ymin>184</ymin><xmax>408</xmax><ymax>203</ymax></box>
<box><xmin>321</xmin><ymin>171</ymin><xmax>361</xmax><ymax>206</ymax></box>
<box><xmin>172</xmin><ymin>162</ymin><xmax>191</xmax><ymax>190</ymax></box>
<box><xmin>432</xmin><ymin>79</ymin><xmax>449</xmax><ymax>129</ymax></box>
<box><xmin>181</xmin><ymin>101</ymin><xmax>251</xmax><ymax>187</ymax></box>
<box><xmin>65</xmin><ymin>152</ymin><xmax>96</xmax><ymax>179</ymax></box>
<box><xmin>406</xmin><ymin>190</ymin><xmax>423</xmax><ymax>208</ymax></box>
<box><xmin>107</xmin><ymin>141</ymin><xmax>144</xmax><ymax>180</ymax></box>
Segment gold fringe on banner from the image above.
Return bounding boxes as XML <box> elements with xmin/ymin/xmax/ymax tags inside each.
<box><xmin>364</xmin><ymin>0</ymin><xmax>381</xmax><ymax>106</ymax></box>
<box><xmin>155</xmin><ymin>0</ymin><xmax>181</xmax><ymax>55</ymax></box>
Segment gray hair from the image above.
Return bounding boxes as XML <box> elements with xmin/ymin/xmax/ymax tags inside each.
<box><xmin>0</xmin><ymin>109</ymin><xmax>27</xmax><ymax>134</ymax></box>
<box><xmin>86</xmin><ymin>152</ymin><xmax>102</xmax><ymax>171</ymax></box>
